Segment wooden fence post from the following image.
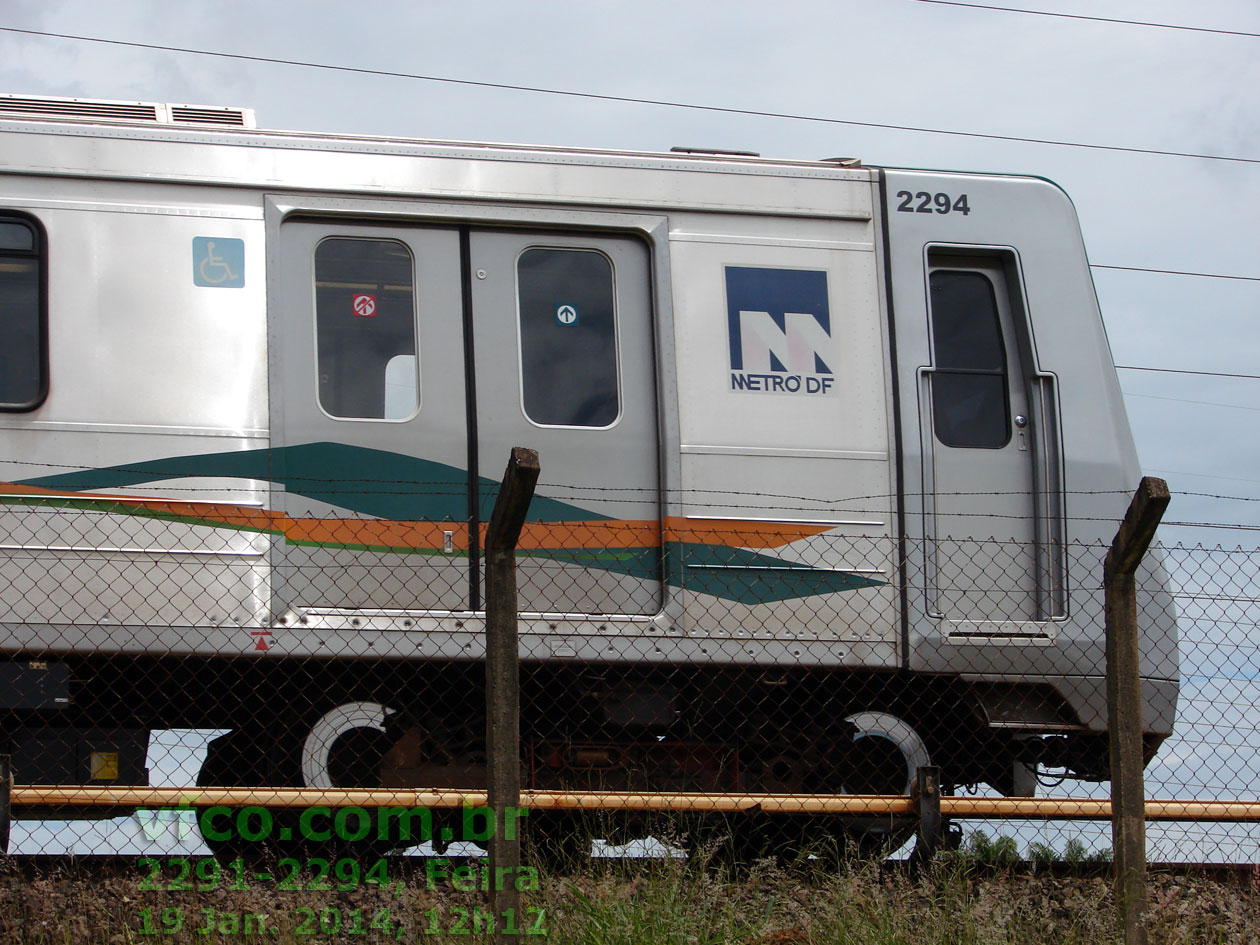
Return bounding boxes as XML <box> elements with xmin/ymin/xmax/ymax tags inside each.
<box><xmin>909</xmin><ymin>765</ymin><xmax>943</xmax><ymax>871</ymax></box>
<box><xmin>1106</xmin><ymin>476</ymin><xmax>1169</xmax><ymax>945</ymax></box>
<box><xmin>484</xmin><ymin>447</ymin><xmax>539</xmax><ymax>942</ymax></box>
<box><xmin>0</xmin><ymin>754</ymin><xmax>10</xmax><ymax>855</ymax></box>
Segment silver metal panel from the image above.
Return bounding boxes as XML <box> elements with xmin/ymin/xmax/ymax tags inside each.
<box><xmin>0</xmin><ymin>618</ymin><xmax>899</xmax><ymax>670</ymax></box>
<box><xmin>16</xmin><ymin>204</ymin><xmax>266</xmax><ymax>432</ymax></box>
<box><xmin>0</xmin><ymin>503</ymin><xmax>270</xmax><ymax>629</ymax></box>
<box><xmin>0</xmin><ymin>420</ymin><xmax>266</xmax><ymax>439</ymax></box>
<box><xmin>664</xmin><ymin>210</ymin><xmax>898</xmax><ymax>656</ymax></box>
<box><xmin>0</xmin><ymin>432</ymin><xmax>272</xmax><ymax>634</ymax></box>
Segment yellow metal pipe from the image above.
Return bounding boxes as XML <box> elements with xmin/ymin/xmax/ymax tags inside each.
<box><xmin>10</xmin><ymin>786</ymin><xmax>1260</xmax><ymax>821</ymax></box>
<box><xmin>943</xmin><ymin>797</ymin><xmax>1111</xmax><ymax>818</ymax></box>
<box><xmin>1140</xmin><ymin>801</ymin><xmax>1260</xmax><ymax>822</ymax></box>
<box><xmin>11</xmin><ymin>785</ymin><xmax>914</xmax><ymax>815</ymax></box>
<box><xmin>940</xmin><ymin>798</ymin><xmax>1260</xmax><ymax>822</ymax></box>
<box><xmin>15</xmin><ymin>786</ymin><xmax>492</xmax><ymax>809</ymax></box>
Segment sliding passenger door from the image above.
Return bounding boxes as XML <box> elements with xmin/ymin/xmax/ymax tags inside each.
<box><xmin>271</xmin><ymin>222</ymin><xmax>470</xmax><ymax>614</ymax></box>
<box><xmin>470</xmin><ymin>231</ymin><xmax>662</xmax><ymax>615</ymax></box>
<box><xmin>271</xmin><ymin>220</ymin><xmax>662</xmax><ymax>621</ymax></box>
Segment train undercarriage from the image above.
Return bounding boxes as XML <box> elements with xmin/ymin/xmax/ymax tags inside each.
<box><xmin>0</xmin><ymin>655</ymin><xmax>1118</xmax><ymax>862</ymax></box>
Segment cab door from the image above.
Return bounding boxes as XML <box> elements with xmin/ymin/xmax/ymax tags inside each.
<box><xmin>919</xmin><ymin>255</ymin><xmax>1064</xmax><ymax>626</ymax></box>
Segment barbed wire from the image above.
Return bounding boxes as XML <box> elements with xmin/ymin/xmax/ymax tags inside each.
<box><xmin>3</xmin><ymin>458</ymin><xmax>1258</xmax><ymax>502</ymax></box>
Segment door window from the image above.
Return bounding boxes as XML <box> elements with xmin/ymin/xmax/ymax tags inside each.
<box><xmin>0</xmin><ymin>214</ymin><xmax>46</xmax><ymax>410</ymax></box>
<box><xmin>517</xmin><ymin>247</ymin><xmax>620</xmax><ymax>428</ymax></box>
<box><xmin>928</xmin><ymin>270</ymin><xmax>1010</xmax><ymax>449</ymax></box>
<box><xmin>313</xmin><ymin>237</ymin><xmax>419</xmax><ymax>420</ymax></box>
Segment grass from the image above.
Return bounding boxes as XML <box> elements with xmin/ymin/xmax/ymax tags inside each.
<box><xmin>543</xmin><ymin>853</ymin><xmax>1118</xmax><ymax>945</ymax></box>
<box><xmin>0</xmin><ymin>844</ymin><xmax>1256</xmax><ymax>943</ymax></box>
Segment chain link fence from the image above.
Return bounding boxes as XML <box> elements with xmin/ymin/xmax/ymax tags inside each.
<box><xmin>0</xmin><ymin>473</ymin><xmax>1256</xmax><ymax>864</ymax></box>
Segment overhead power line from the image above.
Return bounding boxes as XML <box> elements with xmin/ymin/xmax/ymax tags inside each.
<box><xmin>1116</xmin><ymin>366</ymin><xmax>1260</xmax><ymax>381</ymax></box>
<box><xmin>1</xmin><ymin>26</ymin><xmax>1257</xmax><ymax>167</ymax></box>
<box><xmin>1151</xmin><ymin>469</ymin><xmax>1260</xmax><ymax>488</ymax></box>
<box><xmin>911</xmin><ymin>0</ymin><xmax>1260</xmax><ymax>39</ymax></box>
<box><xmin>1092</xmin><ymin>264</ymin><xmax>1260</xmax><ymax>283</ymax></box>
<box><xmin>1123</xmin><ymin>391</ymin><xmax>1260</xmax><ymax>413</ymax></box>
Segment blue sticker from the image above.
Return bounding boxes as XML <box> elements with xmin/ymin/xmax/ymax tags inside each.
<box><xmin>193</xmin><ymin>237</ymin><xmax>245</xmax><ymax>288</ymax></box>
<box><xmin>726</xmin><ymin>267</ymin><xmax>834</xmax><ymax>395</ymax></box>
<box><xmin>555</xmin><ymin>303</ymin><xmax>579</xmax><ymax>326</ymax></box>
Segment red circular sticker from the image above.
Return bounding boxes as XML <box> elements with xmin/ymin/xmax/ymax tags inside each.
<box><xmin>352</xmin><ymin>294</ymin><xmax>377</xmax><ymax>317</ymax></box>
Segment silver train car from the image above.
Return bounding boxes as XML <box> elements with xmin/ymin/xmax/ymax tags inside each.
<box><xmin>0</xmin><ymin>94</ymin><xmax>1177</xmax><ymax>843</ymax></box>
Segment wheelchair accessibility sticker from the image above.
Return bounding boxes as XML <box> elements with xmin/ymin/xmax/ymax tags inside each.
<box><xmin>192</xmin><ymin>237</ymin><xmax>245</xmax><ymax>288</ymax></box>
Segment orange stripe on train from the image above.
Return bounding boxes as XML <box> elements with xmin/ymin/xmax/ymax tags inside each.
<box><xmin>0</xmin><ymin>483</ymin><xmax>832</xmax><ymax>551</ymax></box>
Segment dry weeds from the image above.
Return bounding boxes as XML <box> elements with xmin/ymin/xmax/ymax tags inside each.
<box><xmin>0</xmin><ymin>856</ymin><xmax>1255</xmax><ymax>944</ymax></box>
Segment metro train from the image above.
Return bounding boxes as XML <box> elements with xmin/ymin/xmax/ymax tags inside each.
<box><xmin>0</xmin><ymin>93</ymin><xmax>1178</xmax><ymax>853</ymax></box>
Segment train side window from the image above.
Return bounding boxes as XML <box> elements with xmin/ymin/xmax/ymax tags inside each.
<box><xmin>313</xmin><ymin>237</ymin><xmax>419</xmax><ymax>420</ymax></box>
<box><xmin>928</xmin><ymin>270</ymin><xmax>1010</xmax><ymax>448</ymax></box>
<box><xmin>0</xmin><ymin>214</ymin><xmax>47</xmax><ymax>411</ymax></box>
<box><xmin>517</xmin><ymin>247</ymin><xmax>620</xmax><ymax>428</ymax></box>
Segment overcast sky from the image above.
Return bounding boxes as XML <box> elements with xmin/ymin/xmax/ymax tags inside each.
<box><xmin>0</xmin><ymin>0</ymin><xmax>1257</xmax><ymax>861</ymax></box>
<box><xmin>1</xmin><ymin>0</ymin><xmax>1256</xmax><ymax>542</ymax></box>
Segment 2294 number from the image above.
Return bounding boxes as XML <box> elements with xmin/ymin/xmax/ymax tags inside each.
<box><xmin>896</xmin><ymin>191</ymin><xmax>971</xmax><ymax>215</ymax></box>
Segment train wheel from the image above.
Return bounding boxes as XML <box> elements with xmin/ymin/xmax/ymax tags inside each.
<box><xmin>195</xmin><ymin>728</ymin><xmax>272</xmax><ymax>858</ymax></box>
<box><xmin>300</xmin><ymin>700</ymin><xmax>397</xmax><ymax>790</ymax></box>
<box><xmin>195</xmin><ymin>700</ymin><xmax>409</xmax><ymax>858</ymax></box>
<box><xmin>837</xmin><ymin>710</ymin><xmax>931</xmax><ymax>857</ymax></box>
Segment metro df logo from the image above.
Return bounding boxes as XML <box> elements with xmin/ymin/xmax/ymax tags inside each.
<box><xmin>725</xmin><ymin>266</ymin><xmax>835</xmax><ymax>395</ymax></box>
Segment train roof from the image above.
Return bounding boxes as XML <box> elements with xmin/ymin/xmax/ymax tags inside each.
<box><xmin>0</xmin><ymin>91</ymin><xmax>866</xmax><ymax>174</ymax></box>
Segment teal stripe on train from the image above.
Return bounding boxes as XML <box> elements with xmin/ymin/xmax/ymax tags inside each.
<box><xmin>17</xmin><ymin>442</ymin><xmax>882</xmax><ymax>603</ymax></box>
<box><xmin>19</xmin><ymin>441</ymin><xmax>598</xmax><ymax>523</ymax></box>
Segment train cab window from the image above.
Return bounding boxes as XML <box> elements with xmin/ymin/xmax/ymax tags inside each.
<box><xmin>928</xmin><ymin>270</ymin><xmax>1010</xmax><ymax>449</ymax></box>
<box><xmin>517</xmin><ymin>247</ymin><xmax>620</xmax><ymax>427</ymax></box>
<box><xmin>313</xmin><ymin>238</ymin><xmax>419</xmax><ymax>420</ymax></box>
<box><xmin>0</xmin><ymin>214</ymin><xmax>47</xmax><ymax>411</ymax></box>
